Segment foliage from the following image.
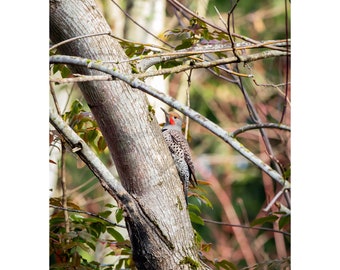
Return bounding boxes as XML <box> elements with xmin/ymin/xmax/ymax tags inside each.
<box><xmin>50</xmin><ymin>198</ymin><xmax>132</xmax><ymax>269</ymax></box>
<box><xmin>62</xmin><ymin>99</ymin><xmax>107</xmax><ymax>154</ymax></box>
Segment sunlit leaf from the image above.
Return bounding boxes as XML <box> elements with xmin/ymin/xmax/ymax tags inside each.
<box><xmin>189</xmin><ymin>211</ymin><xmax>204</xmax><ymax>225</ymax></box>
<box><xmin>107</xmin><ymin>227</ymin><xmax>125</xmax><ymax>242</ymax></box>
<box><xmin>70</xmin><ymin>214</ymin><xmax>85</xmax><ymax>222</ymax></box>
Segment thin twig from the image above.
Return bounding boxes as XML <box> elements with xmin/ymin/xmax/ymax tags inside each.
<box><xmin>50</xmin><ymin>32</ymin><xmax>111</xmax><ymax>51</ymax></box>
<box><xmin>133</xmin><ymin>50</ymin><xmax>289</xmax><ymax>79</ymax></box>
<box><xmin>110</xmin><ymin>0</ymin><xmax>173</xmax><ymax>48</ymax></box>
<box><xmin>108</xmin><ymin>33</ymin><xmax>170</xmax><ymax>52</ymax></box>
<box><xmin>222</xmin><ymin>1</ymin><xmax>241</xmax><ymax>62</ymax></box>
<box><xmin>130</xmin><ymin>39</ymin><xmax>289</xmax><ymax>72</ymax></box>
<box><xmin>253</xmin><ymin>79</ymin><xmax>291</xmax><ymax>105</ymax></box>
<box><xmin>203</xmin><ymin>219</ymin><xmax>290</xmax><ymax>237</ymax></box>
<box><xmin>50</xmin><ymin>205</ymin><xmax>126</xmax><ymax>228</ymax></box>
<box><xmin>263</xmin><ymin>187</ymin><xmax>287</xmax><ymax>212</ymax></box>
<box><xmin>49</xmin><ymin>82</ymin><xmax>61</xmax><ymax>115</ymax></box>
<box><xmin>60</xmin><ymin>143</ymin><xmax>70</xmax><ymax>236</ymax></box>
<box><xmin>184</xmin><ymin>68</ymin><xmax>193</xmax><ymax>140</ymax></box>
<box><xmin>230</xmin><ymin>123</ymin><xmax>291</xmax><ymax>137</ymax></box>
<box><xmin>279</xmin><ymin>0</ymin><xmax>290</xmax><ymax>124</ymax></box>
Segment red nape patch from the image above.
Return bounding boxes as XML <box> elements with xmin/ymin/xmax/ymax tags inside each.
<box><xmin>169</xmin><ymin>117</ymin><xmax>175</xmax><ymax>125</ymax></box>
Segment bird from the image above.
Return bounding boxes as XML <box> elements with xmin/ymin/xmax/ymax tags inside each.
<box><xmin>161</xmin><ymin>107</ymin><xmax>197</xmax><ymax>204</ymax></box>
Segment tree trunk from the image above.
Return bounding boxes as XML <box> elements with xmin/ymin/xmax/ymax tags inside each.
<box><xmin>50</xmin><ymin>0</ymin><xmax>208</xmax><ymax>269</ymax></box>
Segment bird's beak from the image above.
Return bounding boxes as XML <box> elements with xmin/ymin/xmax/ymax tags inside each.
<box><xmin>161</xmin><ymin>107</ymin><xmax>169</xmax><ymax>120</ymax></box>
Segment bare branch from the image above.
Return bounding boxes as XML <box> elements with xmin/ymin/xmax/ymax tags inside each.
<box><xmin>49</xmin><ymin>108</ymin><xmax>132</xmax><ymax>206</ymax></box>
<box><xmin>49</xmin><ymin>32</ymin><xmax>111</xmax><ymax>51</ymax></box>
<box><xmin>50</xmin><ymin>74</ymin><xmax>113</xmax><ymax>83</ymax></box>
<box><xmin>135</xmin><ymin>49</ymin><xmax>289</xmax><ymax>79</ymax></box>
<box><xmin>110</xmin><ymin>0</ymin><xmax>173</xmax><ymax>48</ymax></box>
<box><xmin>203</xmin><ymin>219</ymin><xmax>290</xmax><ymax>237</ymax></box>
<box><xmin>50</xmin><ymin>55</ymin><xmax>290</xmax><ymax>189</ymax></box>
<box><xmin>135</xmin><ymin>39</ymin><xmax>290</xmax><ymax>72</ymax></box>
<box><xmin>50</xmin><ymin>205</ymin><xmax>126</xmax><ymax>228</ymax></box>
<box><xmin>230</xmin><ymin>123</ymin><xmax>291</xmax><ymax>137</ymax></box>
<box><xmin>263</xmin><ymin>188</ymin><xmax>287</xmax><ymax>212</ymax></box>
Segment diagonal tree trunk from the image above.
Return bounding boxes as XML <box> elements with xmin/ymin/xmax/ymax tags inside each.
<box><xmin>50</xmin><ymin>0</ymin><xmax>209</xmax><ymax>269</ymax></box>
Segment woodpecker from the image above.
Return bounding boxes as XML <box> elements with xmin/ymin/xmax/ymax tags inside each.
<box><xmin>161</xmin><ymin>108</ymin><xmax>197</xmax><ymax>204</ymax></box>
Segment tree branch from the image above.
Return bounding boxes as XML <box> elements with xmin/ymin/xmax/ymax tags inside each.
<box><xmin>50</xmin><ymin>55</ymin><xmax>290</xmax><ymax>189</ymax></box>
<box><xmin>50</xmin><ymin>205</ymin><xmax>126</xmax><ymax>228</ymax></box>
<box><xmin>230</xmin><ymin>123</ymin><xmax>291</xmax><ymax>137</ymax></box>
<box><xmin>203</xmin><ymin>219</ymin><xmax>290</xmax><ymax>237</ymax></box>
<box><xmin>135</xmin><ymin>49</ymin><xmax>289</xmax><ymax>79</ymax></box>
<box><xmin>50</xmin><ymin>74</ymin><xmax>113</xmax><ymax>83</ymax></box>
<box><xmin>135</xmin><ymin>39</ymin><xmax>289</xmax><ymax>72</ymax></box>
<box><xmin>49</xmin><ymin>108</ymin><xmax>132</xmax><ymax>206</ymax></box>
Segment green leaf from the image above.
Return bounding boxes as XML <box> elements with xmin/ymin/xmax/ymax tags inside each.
<box><xmin>60</xmin><ymin>65</ymin><xmax>71</xmax><ymax>78</ymax></box>
<box><xmin>52</xmin><ymin>64</ymin><xmax>61</xmax><ymax>74</ymax></box>
<box><xmin>70</xmin><ymin>214</ymin><xmax>85</xmax><ymax>222</ymax></box>
<box><xmin>98</xmin><ymin>210</ymin><xmax>112</xmax><ymax>219</ymax></box>
<box><xmin>195</xmin><ymin>193</ymin><xmax>213</xmax><ymax>208</ymax></box>
<box><xmin>250</xmin><ymin>215</ymin><xmax>279</xmax><ymax>227</ymax></box>
<box><xmin>278</xmin><ymin>214</ymin><xmax>291</xmax><ymax>230</ymax></box>
<box><xmin>189</xmin><ymin>211</ymin><xmax>204</xmax><ymax>225</ymax></box>
<box><xmin>70</xmin><ymin>100</ymin><xmax>84</xmax><ymax>115</ymax></box>
<box><xmin>86</xmin><ymin>129</ymin><xmax>98</xmax><ymax>142</ymax></box>
<box><xmin>188</xmin><ymin>203</ymin><xmax>201</xmax><ymax>214</ymax></box>
<box><xmin>83</xmin><ymin>217</ymin><xmax>105</xmax><ymax>224</ymax></box>
<box><xmin>107</xmin><ymin>227</ymin><xmax>125</xmax><ymax>242</ymax></box>
<box><xmin>86</xmin><ymin>241</ymin><xmax>96</xmax><ymax>251</ymax></box>
<box><xmin>50</xmin><ymin>217</ymin><xmax>66</xmax><ymax>226</ymax></box>
<box><xmin>115</xmin><ymin>208</ymin><xmax>124</xmax><ymax>223</ymax></box>
<box><xmin>105</xmin><ymin>203</ymin><xmax>116</xmax><ymax>208</ymax></box>
<box><xmin>97</xmin><ymin>136</ymin><xmax>107</xmax><ymax>152</ymax></box>
<box><xmin>175</xmin><ymin>38</ymin><xmax>194</xmax><ymax>50</ymax></box>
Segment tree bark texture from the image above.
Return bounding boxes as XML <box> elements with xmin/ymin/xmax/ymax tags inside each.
<box><xmin>50</xmin><ymin>0</ymin><xmax>208</xmax><ymax>269</ymax></box>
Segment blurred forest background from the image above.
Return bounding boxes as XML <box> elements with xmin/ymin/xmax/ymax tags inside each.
<box><xmin>50</xmin><ymin>0</ymin><xmax>290</xmax><ymax>269</ymax></box>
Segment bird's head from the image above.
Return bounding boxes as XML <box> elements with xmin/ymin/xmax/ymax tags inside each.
<box><xmin>161</xmin><ymin>107</ymin><xmax>183</xmax><ymax>128</ymax></box>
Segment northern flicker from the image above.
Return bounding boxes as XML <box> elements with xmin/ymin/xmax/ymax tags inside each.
<box><xmin>161</xmin><ymin>108</ymin><xmax>197</xmax><ymax>204</ymax></box>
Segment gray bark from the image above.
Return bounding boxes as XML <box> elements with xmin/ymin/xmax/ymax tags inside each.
<box><xmin>50</xmin><ymin>0</ymin><xmax>208</xmax><ymax>269</ymax></box>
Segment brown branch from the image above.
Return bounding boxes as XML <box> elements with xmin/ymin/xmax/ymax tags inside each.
<box><xmin>134</xmin><ymin>39</ymin><xmax>289</xmax><ymax>72</ymax></box>
<box><xmin>134</xmin><ymin>50</ymin><xmax>289</xmax><ymax>79</ymax></box>
<box><xmin>230</xmin><ymin>123</ymin><xmax>291</xmax><ymax>137</ymax></box>
<box><xmin>50</xmin><ymin>205</ymin><xmax>126</xmax><ymax>228</ymax></box>
<box><xmin>227</xmin><ymin>0</ymin><xmax>241</xmax><ymax>62</ymax></box>
<box><xmin>203</xmin><ymin>219</ymin><xmax>290</xmax><ymax>237</ymax></box>
<box><xmin>50</xmin><ymin>32</ymin><xmax>111</xmax><ymax>51</ymax></box>
<box><xmin>110</xmin><ymin>0</ymin><xmax>173</xmax><ymax>48</ymax></box>
<box><xmin>280</xmin><ymin>0</ymin><xmax>290</xmax><ymax>124</ymax></box>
